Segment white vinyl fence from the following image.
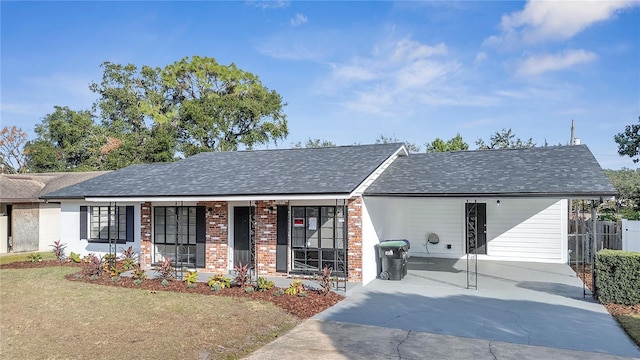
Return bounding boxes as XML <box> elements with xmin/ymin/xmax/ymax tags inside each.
<box><xmin>622</xmin><ymin>219</ymin><xmax>640</xmax><ymax>253</ymax></box>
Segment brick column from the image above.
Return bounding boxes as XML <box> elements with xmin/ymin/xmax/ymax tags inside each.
<box><xmin>347</xmin><ymin>197</ymin><xmax>363</xmax><ymax>282</ymax></box>
<box><xmin>198</xmin><ymin>201</ymin><xmax>228</xmax><ymax>273</ymax></box>
<box><xmin>255</xmin><ymin>200</ymin><xmax>278</xmax><ymax>276</ymax></box>
<box><xmin>139</xmin><ymin>202</ymin><xmax>152</xmax><ymax>267</ymax></box>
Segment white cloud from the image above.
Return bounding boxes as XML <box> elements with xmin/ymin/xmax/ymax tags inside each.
<box><xmin>474</xmin><ymin>52</ymin><xmax>487</xmax><ymax>64</ymax></box>
<box><xmin>517</xmin><ymin>49</ymin><xmax>598</xmax><ymax>76</ymax></box>
<box><xmin>246</xmin><ymin>1</ymin><xmax>289</xmax><ymax>9</ymax></box>
<box><xmin>486</xmin><ymin>0</ymin><xmax>638</xmax><ymax>46</ymax></box>
<box><xmin>290</xmin><ymin>13</ymin><xmax>308</xmax><ymax>27</ymax></box>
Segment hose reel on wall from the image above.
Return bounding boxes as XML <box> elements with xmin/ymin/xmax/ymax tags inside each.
<box><xmin>426</xmin><ymin>233</ymin><xmax>439</xmax><ymax>254</ymax></box>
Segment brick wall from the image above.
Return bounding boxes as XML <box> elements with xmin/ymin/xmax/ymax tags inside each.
<box><xmin>255</xmin><ymin>200</ymin><xmax>278</xmax><ymax>276</ymax></box>
<box><xmin>198</xmin><ymin>201</ymin><xmax>228</xmax><ymax>273</ymax></box>
<box><xmin>347</xmin><ymin>197</ymin><xmax>363</xmax><ymax>282</ymax></box>
<box><xmin>139</xmin><ymin>202</ymin><xmax>152</xmax><ymax>267</ymax></box>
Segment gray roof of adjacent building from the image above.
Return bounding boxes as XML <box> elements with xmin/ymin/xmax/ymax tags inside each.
<box><xmin>364</xmin><ymin>145</ymin><xmax>616</xmax><ymax>198</ymax></box>
<box><xmin>42</xmin><ymin>143</ymin><xmax>406</xmax><ymax>199</ymax></box>
<box><xmin>0</xmin><ymin>172</ymin><xmax>110</xmax><ymax>202</ymax></box>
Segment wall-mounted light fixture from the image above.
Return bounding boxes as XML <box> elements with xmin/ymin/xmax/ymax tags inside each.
<box><xmin>207</xmin><ymin>207</ymin><xmax>213</xmax><ymax>216</ymax></box>
<box><xmin>496</xmin><ymin>200</ymin><xmax>501</xmax><ymax>207</ymax></box>
<box><xmin>268</xmin><ymin>206</ymin><xmax>275</xmax><ymax>214</ymax></box>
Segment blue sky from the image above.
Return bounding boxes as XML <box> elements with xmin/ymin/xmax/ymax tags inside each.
<box><xmin>2</xmin><ymin>1</ymin><xmax>639</xmax><ymax>169</ymax></box>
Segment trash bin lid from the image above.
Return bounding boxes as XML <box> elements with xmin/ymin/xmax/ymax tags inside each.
<box><xmin>379</xmin><ymin>240</ymin><xmax>408</xmax><ymax>248</ymax></box>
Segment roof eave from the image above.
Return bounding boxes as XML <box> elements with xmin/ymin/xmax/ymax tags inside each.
<box><xmin>364</xmin><ymin>191</ymin><xmax>617</xmax><ymax>199</ymax></box>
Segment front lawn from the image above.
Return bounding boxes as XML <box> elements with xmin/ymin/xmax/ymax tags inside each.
<box><xmin>0</xmin><ymin>251</ymin><xmax>55</xmax><ymax>265</ymax></box>
<box><xmin>0</xmin><ymin>267</ymin><xmax>299</xmax><ymax>359</ymax></box>
<box><xmin>616</xmin><ymin>314</ymin><xmax>640</xmax><ymax>345</ymax></box>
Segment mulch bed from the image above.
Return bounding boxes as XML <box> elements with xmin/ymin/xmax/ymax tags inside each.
<box><xmin>1</xmin><ymin>260</ymin><xmax>344</xmax><ymax>319</ymax></box>
<box><xmin>571</xmin><ymin>264</ymin><xmax>639</xmax><ymax>317</ymax></box>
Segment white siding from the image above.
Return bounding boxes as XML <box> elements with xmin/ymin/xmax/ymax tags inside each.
<box><xmin>362</xmin><ymin>197</ymin><xmax>569</xmax><ymax>271</ymax></box>
<box><xmin>38</xmin><ymin>203</ymin><xmax>61</xmax><ymax>252</ymax></box>
<box><xmin>60</xmin><ymin>201</ymin><xmax>142</xmax><ymax>258</ymax></box>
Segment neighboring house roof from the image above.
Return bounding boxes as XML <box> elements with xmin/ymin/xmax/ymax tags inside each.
<box><xmin>365</xmin><ymin>145</ymin><xmax>616</xmax><ymax>198</ymax></box>
<box><xmin>42</xmin><ymin>144</ymin><xmax>407</xmax><ymax>200</ymax></box>
<box><xmin>0</xmin><ymin>172</ymin><xmax>110</xmax><ymax>203</ymax></box>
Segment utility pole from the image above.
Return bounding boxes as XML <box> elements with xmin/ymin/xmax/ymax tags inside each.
<box><xmin>570</xmin><ymin>119</ymin><xmax>575</xmax><ymax>145</ymax></box>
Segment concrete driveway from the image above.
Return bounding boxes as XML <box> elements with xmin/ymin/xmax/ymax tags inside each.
<box><xmin>310</xmin><ymin>258</ymin><xmax>640</xmax><ymax>358</ymax></box>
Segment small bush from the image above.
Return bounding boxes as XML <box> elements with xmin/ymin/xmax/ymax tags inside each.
<box><xmin>256</xmin><ymin>277</ymin><xmax>274</xmax><ymax>292</ymax></box>
<box><xmin>67</xmin><ymin>252</ymin><xmax>81</xmax><ymax>263</ymax></box>
<box><xmin>50</xmin><ymin>241</ymin><xmax>66</xmax><ymax>261</ymax></box>
<box><xmin>120</xmin><ymin>246</ymin><xmax>138</xmax><ymax>271</ymax></box>
<box><xmin>234</xmin><ymin>261</ymin><xmax>250</xmax><ymax>288</ymax></box>
<box><xmin>244</xmin><ymin>286</ymin><xmax>254</xmax><ymax>293</ymax></box>
<box><xmin>82</xmin><ymin>253</ymin><xmax>95</xmax><ymax>263</ymax></box>
<box><xmin>207</xmin><ymin>274</ymin><xmax>231</xmax><ymax>290</ymax></box>
<box><xmin>133</xmin><ymin>279</ymin><xmax>143</xmax><ymax>286</ymax></box>
<box><xmin>185</xmin><ymin>271</ymin><xmax>198</xmax><ymax>288</ymax></box>
<box><xmin>160</xmin><ymin>279</ymin><xmax>169</xmax><ymax>287</ymax></box>
<box><xmin>595</xmin><ymin>249</ymin><xmax>640</xmax><ymax>305</ymax></box>
<box><xmin>155</xmin><ymin>257</ymin><xmax>175</xmax><ymax>282</ymax></box>
<box><xmin>27</xmin><ymin>253</ymin><xmax>43</xmax><ymax>263</ymax></box>
<box><xmin>111</xmin><ymin>276</ymin><xmax>120</xmax><ymax>283</ymax></box>
<box><xmin>285</xmin><ymin>278</ymin><xmax>305</xmax><ymax>296</ymax></box>
<box><xmin>314</xmin><ymin>266</ymin><xmax>334</xmax><ymax>296</ymax></box>
<box><xmin>132</xmin><ymin>263</ymin><xmax>146</xmax><ymax>281</ymax></box>
<box><xmin>273</xmin><ymin>289</ymin><xmax>284</xmax><ymax>297</ymax></box>
<box><xmin>85</xmin><ymin>255</ymin><xmax>105</xmax><ymax>277</ymax></box>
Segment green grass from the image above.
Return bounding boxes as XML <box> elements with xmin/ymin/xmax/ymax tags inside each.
<box><xmin>0</xmin><ymin>251</ymin><xmax>55</xmax><ymax>265</ymax></box>
<box><xmin>616</xmin><ymin>314</ymin><xmax>640</xmax><ymax>347</ymax></box>
<box><xmin>0</xmin><ymin>267</ymin><xmax>298</xmax><ymax>359</ymax></box>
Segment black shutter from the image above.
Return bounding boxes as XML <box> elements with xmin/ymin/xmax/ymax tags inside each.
<box><xmin>276</xmin><ymin>206</ymin><xmax>288</xmax><ymax>272</ymax></box>
<box><xmin>126</xmin><ymin>206</ymin><xmax>134</xmax><ymax>242</ymax></box>
<box><xmin>80</xmin><ymin>206</ymin><xmax>88</xmax><ymax>240</ymax></box>
<box><xmin>195</xmin><ymin>206</ymin><xmax>206</xmax><ymax>268</ymax></box>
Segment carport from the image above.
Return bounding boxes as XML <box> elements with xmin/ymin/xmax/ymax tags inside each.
<box><xmin>315</xmin><ymin>257</ymin><xmax>640</xmax><ymax>358</ymax></box>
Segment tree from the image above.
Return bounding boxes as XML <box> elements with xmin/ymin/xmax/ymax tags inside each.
<box><xmin>0</xmin><ymin>126</ymin><xmax>29</xmax><ymax>173</ymax></box>
<box><xmin>24</xmin><ymin>106</ymin><xmax>103</xmax><ymax>172</ymax></box>
<box><xmin>425</xmin><ymin>133</ymin><xmax>469</xmax><ymax>153</ymax></box>
<box><xmin>604</xmin><ymin>168</ymin><xmax>640</xmax><ymax>210</ymax></box>
<box><xmin>476</xmin><ymin>128</ymin><xmax>536</xmax><ymax>150</ymax></box>
<box><xmin>293</xmin><ymin>138</ymin><xmax>336</xmax><ymax>148</ymax></box>
<box><xmin>375</xmin><ymin>134</ymin><xmax>420</xmax><ymax>153</ymax></box>
<box><xmin>614</xmin><ymin>116</ymin><xmax>640</xmax><ymax>163</ymax></box>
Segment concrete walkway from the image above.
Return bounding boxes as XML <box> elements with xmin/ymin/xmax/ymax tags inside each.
<box><xmin>245</xmin><ymin>319</ymin><xmax>636</xmax><ymax>360</ymax></box>
<box><xmin>246</xmin><ymin>258</ymin><xmax>640</xmax><ymax>359</ymax></box>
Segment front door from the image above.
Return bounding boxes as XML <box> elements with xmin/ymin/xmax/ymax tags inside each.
<box><xmin>234</xmin><ymin>207</ymin><xmax>254</xmax><ymax>267</ymax></box>
<box><xmin>466</xmin><ymin>203</ymin><xmax>487</xmax><ymax>255</ymax></box>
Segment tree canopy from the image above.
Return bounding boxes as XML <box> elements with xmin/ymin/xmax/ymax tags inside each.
<box><xmin>476</xmin><ymin>128</ymin><xmax>535</xmax><ymax>150</ymax></box>
<box><xmin>293</xmin><ymin>138</ymin><xmax>336</xmax><ymax>148</ymax></box>
<box><xmin>425</xmin><ymin>133</ymin><xmax>469</xmax><ymax>153</ymax></box>
<box><xmin>0</xmin><ymin>126</ymin><xmax>29</xmax><ymax>173</ymax></box>
<box><xmin>375</xmin><ymin>134</ymin><xmax>420</xmax><ymax>153</ymax></box>
<box><xmin>614</xmin><ymin>116</ymin><xmax>640</xmax><ymax>163</ymax></box>
<box><xmin>23</xmin><ymin>56</ymin><xmax>288</xmax><ymax>171</ymax></box>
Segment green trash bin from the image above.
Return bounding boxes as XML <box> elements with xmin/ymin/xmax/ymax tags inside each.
<box><xmin>378</xmin><ymin>240</ymin><xmax>410</xmax><ymax>280</ymax></box>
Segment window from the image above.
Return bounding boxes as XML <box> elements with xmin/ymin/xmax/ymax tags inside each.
<box><xmin>153</xmin><ymin>206</ymin><xmax>204</xmax><ymax>267</ymax></box>
<box><xmin>291</xmin><ymin>206</ymin><xmax>346</xmax><ymax>274</ymax></box>
<box><xmin>80</xmin><ymin>205</ymin><xmax>134</xmax><ymax>243</ymax></box>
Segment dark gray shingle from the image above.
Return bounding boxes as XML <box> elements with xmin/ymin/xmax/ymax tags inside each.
<box><xmin>43</xmin><ymin>143</ymin><xmax>404</xmax><ymax>199</ymax></box>
<box><xmin>365</xmin><ymin>145</ymin><xmax>616</xmax><ymax>197</ymax></box>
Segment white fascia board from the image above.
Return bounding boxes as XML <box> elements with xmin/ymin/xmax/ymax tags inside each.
<box><xmin>349</xmin><ymin>145</ymin><xmax>408</xmax><ymax>198</ymax></box>
<box><xmin>84</xmin><ymin>194</ymin><xmax>351</xmax><ymax>203</ymax></box>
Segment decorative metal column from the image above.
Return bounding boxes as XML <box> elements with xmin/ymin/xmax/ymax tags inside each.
<box><xmin>466</xmin><ymin>201</ymin><xmax>478</xmax><ymax>290</ymax></box>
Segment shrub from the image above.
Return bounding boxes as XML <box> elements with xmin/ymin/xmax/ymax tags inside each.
<box><xmin>85</xmin><ymin>255</ymin><xmax>105</xmax><ymax>277</ymax></box>
<box><xmin>50</xmin><ymin>241</ymin><xmax>66</xmax><ymax>261</ymax></box>
<box><xmin>155</xmin><ymin>257</ymin><xmax>175</xmax><ymax>282</ymax></box>
<box><xmin>273</xmin><ymin>289</ymin><xmax>284</xmax><ymax>297</ymax></box>
<box><xmin>27</xmin><ymin>253</ymin><xmax>43</xmax><ymax>262</ymax></box>
<box><xmin>67</xmin><ymin>252</ymin><xmax>81</xmax><ymax>263</ymax></box>
<box><xmin>133</xmin><ymin>279</ymin><xmax>143</xmax><ymax>286</ymax></box>
<box><xmin>111</xmin><ymin>276</ymin><xmax>120</xmax><ymax>283</ymax></box>
<box><xmin>120</xmin><ymin>246</ymin><xmax>138</xmax><ymax>271</ymax></box>
<box><xmin>207</xmin><ymin>274</ymin><xmax>231</xmax><ymax>290</ymax></box>
<box><xmin>285</xmin><ymin>278</ymin><xmax>305</xmax><ymax>296</ymax></box>
<box><xmin>256</xmin><ymin>277</ymin><xmax>275</xmax><ymax>292</ymax></box>
<box><xmin>82</xmin><ymin>253</ymin><xmax>95</xmax><ymax>263</ymax></box>
<box><xmin>595</xmin><ymin>249</ymin><xmax>640</xmax><ymax>305</ymax></box>
<box><xmin>244</xmin><ymin>286</ymin><xmax>254</xmax><ymax>293</ymax></box>
<box><xmin>160</xmin><ymin>279</ymin><xmax>169</xmax><ymax>287</ymax></box>
<box><xmin>132</xmin><ymin>264</ymin><xmax>146</xmax><ymax>281</ymax></box>
<box><xmin>314</xmin><ymin>266</ymin><xmax>334</xmax><ymax>296</ymax></box>
<box><xmin>185</xmin><ymin>271</ymin><xmax>198</xmax><ymax>288</ymax></box>
<box><xmin>234</xmin><ymin>261</ymin><xmax>250</xmax><ymax>288</ymax></box>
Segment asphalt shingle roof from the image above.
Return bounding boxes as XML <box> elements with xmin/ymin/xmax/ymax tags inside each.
<box><xmin>365</xmin><ymin>145</ymin><xmax>616</xmax><ymax>197</ymax></box>
<box><xmin>42</xmin><ymin>143</ymin><xmax>404</xmax><ymax>199</ymax></box>
<box><xmin>1</xmin><ymin>172</ymin><xmax>109</xmax><ymax>202</ymax></box>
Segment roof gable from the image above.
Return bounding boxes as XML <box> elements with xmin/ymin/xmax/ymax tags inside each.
<box><xmin>365</xmin><ymin>145</ymin><xmax>616</xmax><ymax>198</ymax></box>
<box><xmin>43</xmin><ymin>143</ymin><xmax>405</xmax><ymax>199</ymax></box>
